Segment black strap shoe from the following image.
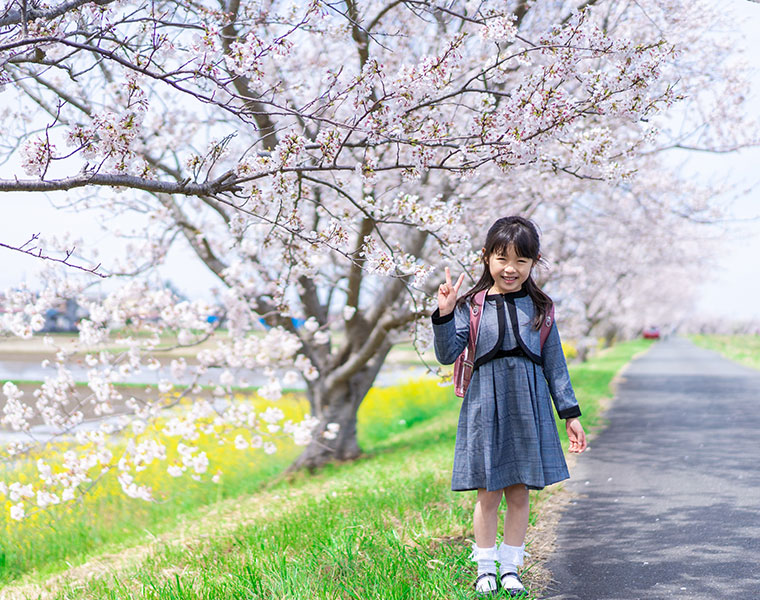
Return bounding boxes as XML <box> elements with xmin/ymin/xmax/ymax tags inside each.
<box><xmin>474</xmin><ymin>572</ymin><xmax>498</xmax><ymax>597</ymax></box>
<box><xmin>500</xmin><ymin>571</ymin><xmax>527</xmax><ymax>597</ymax></box>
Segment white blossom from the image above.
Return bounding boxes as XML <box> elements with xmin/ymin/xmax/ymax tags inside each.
<box><xmin>323</xmin><ymin>422</ymin><xmax>340</xmax><ymax>440</ymax></box>
<box><xmin>10</xmin><ymin>503</ymin><xmax>25</xmax><ymax>521</ymax></box>
<box><xmin>167</xmin><ymin>465</ymin><xmax>183</xmax><ymax>477</ymax></box>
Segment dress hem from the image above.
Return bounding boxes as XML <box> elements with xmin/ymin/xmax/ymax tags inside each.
<box><xmin>451</xmin><ymin>472</ymin><xmax>570</xmax><ymax>493</ymax></box>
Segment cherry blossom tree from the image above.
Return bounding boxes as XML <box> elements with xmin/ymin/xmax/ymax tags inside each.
<box><xmin>530</xmin><ymin>156</ymin><xmax>720</xmax><ymax>357</ymax></box>
<box><xmin>0</xmin><ymin>0</ymin><xmax>755</xmax><ymax>518</ymax></box>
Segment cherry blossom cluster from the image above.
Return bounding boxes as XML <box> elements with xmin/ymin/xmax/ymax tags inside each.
<box><xmin>480</xmin><ymin>13</ymin><xmax>518</xmax><ymax>43</ymax></box>
<box><xmin>0</xmin><ymin>273</ymin><xmax>331</xmax><ymax>519</ymax></box>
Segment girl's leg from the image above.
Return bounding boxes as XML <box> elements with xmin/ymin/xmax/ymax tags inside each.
<box><xmin>471</xmin><ymin>488</ymin><xmax>504</xmax><ymax>594</ymax></box>
<box><xmin>473</xmin><ymin>488</ymin><xmax>504</xmax><ymax>547</ymax></box>
<box><xmin>498</xmin><ymin>484</ymin><xmax>530</xmax><ymax>595</ymax></box>
<box><xmin>502</xmin><ymin>483</ymin><xmax>529</xmax><ymax>546</ymax></box>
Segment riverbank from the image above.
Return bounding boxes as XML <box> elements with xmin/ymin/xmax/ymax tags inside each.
<box><xmin>0</xmin><ymin>339</ymin><xmax>653</xmax><ymax>599</ymax></box>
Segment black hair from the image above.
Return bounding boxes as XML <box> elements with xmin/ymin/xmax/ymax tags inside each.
<box><xmin>457</xmin><ymin>216</ymin><xmax>551</xmax><ymax>330</ymax></box>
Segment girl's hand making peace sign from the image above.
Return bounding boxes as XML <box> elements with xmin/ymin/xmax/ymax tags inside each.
<box><xmin>438</xmin><ymin>266</ymin><xmax>465</xmax><ymax>316</ymax></box>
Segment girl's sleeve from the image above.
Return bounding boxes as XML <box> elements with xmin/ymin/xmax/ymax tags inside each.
<box><xmin>430</xmin><ymin>303</ymin><xmax>470</xmax><ymax>365</ymax></box>
<box><xmin>542</xmin><ymin>321</ymin><xmax>582</xmax><ymax>420</ymax></box>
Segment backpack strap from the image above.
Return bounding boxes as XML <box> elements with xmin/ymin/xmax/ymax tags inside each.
<box><xmin>539</xmin><ymin>302</ymin><xmax>555</xmax><ymax>352</ymax></box>
<box><xmin>466</xmin><ymin>289</ymin><xmax>488</xmax><ymax>358</ymax></box>
<box><xmin>453</xmin><ymin>289</ymin><xmax>487</xmax><ymax>397</ymax></box>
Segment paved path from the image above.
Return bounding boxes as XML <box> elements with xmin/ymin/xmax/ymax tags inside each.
<box><xmin>544</xmin><ymin>337</ymin><xmax>760</xmax><ymax>600</ymax></box>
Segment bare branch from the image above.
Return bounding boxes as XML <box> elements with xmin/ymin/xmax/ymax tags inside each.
<box><xmin>0</xmin><ymin>0</ymin><xmax>120</xmax><ymax>28</ymax></box>
<box><xmin>0</xmin><ymin>233</ymin><xmax>107</xmax><ymax>277</ymax></box>
<box><xmin>0</xmin><ymin>170</ymin><xmax>240</xmax><ymax>196</ymax></box>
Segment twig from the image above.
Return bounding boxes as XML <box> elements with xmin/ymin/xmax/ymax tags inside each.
<box><xmin>0</xmin><ymin>233</ymin><xmax>108</xmax><ymax>277</ymax></box>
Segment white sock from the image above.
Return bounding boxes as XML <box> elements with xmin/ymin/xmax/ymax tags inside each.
<box><xmin>470</xmin><ymin>543</ymin><xmax>497</xmax><ymax>575</ymax></box>
<box><xmin>470</xmin><ymin>544</ymin><xmax>498</xmax><ymax>592</ymax></box>
<box><xmin>497</xmin><ymin>543</ymin><xmax>525</xmax><ymax>590</ymax></box>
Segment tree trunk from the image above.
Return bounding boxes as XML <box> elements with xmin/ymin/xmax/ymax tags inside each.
<box><xmin>287</xmin><ymin>343</ymin><xmax>393</xmax><ymax>472</ymax></box>
<box><xmin>287</xmin><ymin>389</ymin><xmax>362</xmax><ymax>472</ymax></box>
<box><xmin>602</xmin><ymin>325</ymin><xmax>618</xmax><ymax>348</ymax></box>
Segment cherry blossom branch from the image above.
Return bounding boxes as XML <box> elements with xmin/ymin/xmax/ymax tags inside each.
<box><xmin>0</xmin><ymin>171</ymin><xmax>240</xmax><ymax>195</ymax></box>
<box><xmin>0</xmin><ymin>233</ymin><xmax>107</xmax><ymax>277</ymax></box>
<box><xmin>326</xmin><ymin>309</ymin><xmax>418</xmax><ymax>388</ymax></box>
<box><xmin>0</xmin><ymin>0</ymin><xmax>120</xmax><ymax>28</ymax></box>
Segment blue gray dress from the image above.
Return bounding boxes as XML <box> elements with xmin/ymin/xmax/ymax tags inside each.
<box><xmin>431</xmin><ymin>288</ymin><xmax>581</xmax><ymax>492</ymax></box>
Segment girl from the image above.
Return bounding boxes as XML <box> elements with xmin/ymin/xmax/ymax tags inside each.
<box><xmin>431</xmin><ymin>216</ymin><xmax>586</xmax><ymax>598</ymax></box>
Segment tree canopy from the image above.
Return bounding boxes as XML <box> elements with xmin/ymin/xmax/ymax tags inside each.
<box><xmin>0</xmin><ymin>0</ymin><xmax>755</xmax><ymax>519</ymax></box>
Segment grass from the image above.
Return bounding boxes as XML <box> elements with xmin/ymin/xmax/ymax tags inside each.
<box><xmin>0</xmin><ymin>381</ymin><xmax>457</xmax><ymax>587</ymax></box>
<box><xmin>55</xmin><ymin>416</ymin><xmax>477</xmax><ymax>600</ymax></box>
<box><xmin>690</xmin><ymin>334</ymin><xmax>760</xmax><ymax>371</ymax></box>
<box><xmin>0</xmin><ymin>339</ymin><xmax>653</xmax><ymax>600</ymax></box>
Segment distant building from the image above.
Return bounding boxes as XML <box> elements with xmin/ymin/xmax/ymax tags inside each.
<box><xmin>42</xmin><ymin>299</ymin><xmax>88</xmax><ymax>333</ymax></box>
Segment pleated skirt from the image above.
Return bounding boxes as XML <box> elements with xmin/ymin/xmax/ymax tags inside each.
<box><xmin>451</xmin><ymin>355</ymin><xmax>570</xmax><ymax>492</ymax></box>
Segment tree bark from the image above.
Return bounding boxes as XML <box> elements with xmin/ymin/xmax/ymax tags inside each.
<box><xmin>602</xmin><ymin>324</ymin><xmax>618</xmax><ymax>348</ymax></box>
<box><xmin>288</xmin><ymin>341</ymin><xmax>393</xmax><ymax>472</ymax></box>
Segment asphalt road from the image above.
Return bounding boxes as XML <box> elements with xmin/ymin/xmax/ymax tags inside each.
<box><xmin>544</xmin><ymin>337</ymin><xmax>760</xmax><ymax>600</ymax></box>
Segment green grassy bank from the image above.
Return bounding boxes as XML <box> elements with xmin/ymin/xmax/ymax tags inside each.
<box><xmin>1</xmin><ymin>339</ymin><xmax>653</xmax><ymax>599</ymax></box>
<box><xmin>691</xmin><ymin>334</ymin><xmax>760</xmax><ymax>371</ymax></box>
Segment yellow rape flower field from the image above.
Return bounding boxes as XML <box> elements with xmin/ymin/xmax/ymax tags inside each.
<box><xmin>0</xmin><ymin>378</ymin><xmax>458</xmax><ymax>586</ymax></box>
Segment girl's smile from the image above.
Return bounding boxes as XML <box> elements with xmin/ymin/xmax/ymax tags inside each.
<box><xmin>485</xmin><ymin>244</ymin><xmax>534</xmax><ymax>294</ymax></box>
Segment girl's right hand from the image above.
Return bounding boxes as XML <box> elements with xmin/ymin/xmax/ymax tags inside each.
<box><xmin>437</xmin><ymin>266</ymin><xmax>465</xmax><ymax>316</ymax></box>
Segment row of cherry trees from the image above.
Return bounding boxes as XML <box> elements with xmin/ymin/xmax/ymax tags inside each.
<box><xmin>0</xmin><ymin>0</ymin><xmax>754</xmax><ymax>519</ymax></box>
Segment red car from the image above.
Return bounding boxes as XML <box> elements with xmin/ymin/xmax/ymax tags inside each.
<box><xmin>642</xmin><ymin>326</ymin><xmax>660</xmax><ymax>340</ymax></box>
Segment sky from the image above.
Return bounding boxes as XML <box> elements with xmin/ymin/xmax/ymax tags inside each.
<box><xmin>680</xmin><ymin>0</ymin><xmax>760</xmax><ymax>322</ymax></box>
<box><xmin>0</xmin><ymin>1</ymin><xmax>759</xmax><ymax>323</ymax></box>
<box><xmin>685</xmin><ymin>148</ymin><xmax>760</xmax><ymax>322</ymax></box>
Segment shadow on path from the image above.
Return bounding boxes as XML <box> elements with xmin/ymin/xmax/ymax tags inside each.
<box><xmin>544</xmin><ymin>338</ymin><xmax>760</xmax><ymax>600</ymax></box>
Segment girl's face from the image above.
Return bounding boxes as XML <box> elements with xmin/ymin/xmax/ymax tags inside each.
<box><xmin>485</xmin><ymin>244</ymin><xmax>535</xmax><ymax>294</ymax></box>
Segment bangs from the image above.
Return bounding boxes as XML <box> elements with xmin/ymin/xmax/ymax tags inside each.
<box><xmin>485</xmin><ymin>221</ymin><xmax>540</xmax><ymax>260</ymax></box>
